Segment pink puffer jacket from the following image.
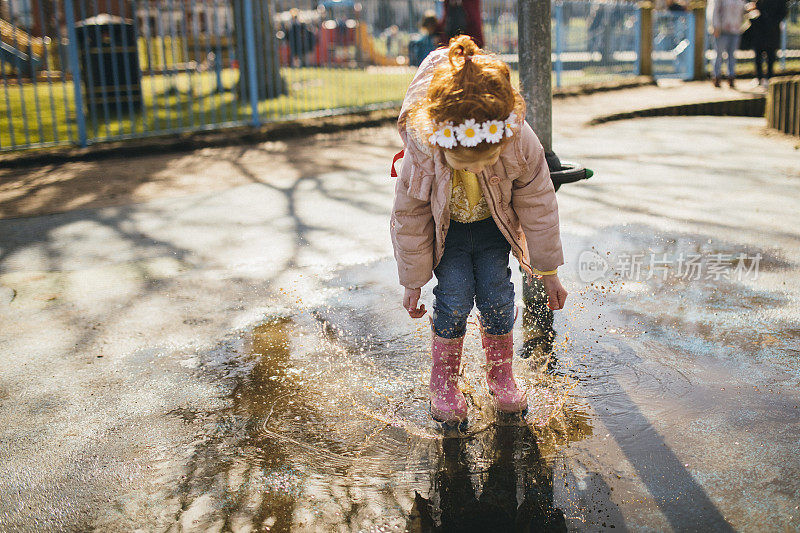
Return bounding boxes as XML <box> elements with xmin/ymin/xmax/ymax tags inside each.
<box><xmin>390</xmin><ymin>49</ymin><xmax>564</xmax><ymax>289</ymax></box>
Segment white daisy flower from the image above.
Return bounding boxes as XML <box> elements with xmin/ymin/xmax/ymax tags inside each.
<box><xmin>433</xmin><ymin>123</ymin><xmax>457</xmax><ymax>149</ymax></box>
<box><xmin>482</xmin><ymin>120</ymin><xmax>505</xmax><ymax>143</ymax></box>
<box><xmin>504</xmin><ymin>112</ymin><xmax>518</xmax><ymax>138</ymax></box>
<box><xmin>455</xmin><ymin>119</ymin><xmax>483</xmax><ymax>147</ymax></box>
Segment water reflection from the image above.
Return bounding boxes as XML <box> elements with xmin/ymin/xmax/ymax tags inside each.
<box><xmin>164</xmin><ymin>229</ymin><xmax>800</xmax><ymax>530</ymax></box>
<box><xmin>167</xmin><ymin>257</ymin><xmax>612</xmax><ymax>530</ymax></box>
<box><xmin>177</xmin><ymin>306</ymin><xmax>595</xmax><ymax>531</ymax></box>
<box><xmin>231</xmin><ymin>317</ymin><xmax>304</xmax><ymax>530</ymax></box>
<box><xmin>410</xmin><ymin>425</ymin><xmax>569</xmax><ymax>532</ymax></box>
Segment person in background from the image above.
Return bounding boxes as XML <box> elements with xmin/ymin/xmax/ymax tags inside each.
<box><xmin>747</xmin><ymin>0</ymin><xmax>788</xmax><ymax>87</ymax></box>
<box><xmin>440</xmin><ymin>0</ymin><xmax>484</xmax><ymax>48</ymax></box>
<box><xmin>710</xmin><ymin>0</ymin><xmax>747</xmax><ymax>87</ymax></box>
<box><xmin>286</xmin><ymin>8</ymin><xmax>316</xmax><ymax>67</ymax></box>
<box><xmin>587</xmin><ymin>0</ymin><xmax>613</xmax><ymax>61</ymax></box>
<box><xmin>382</xmin><ymin>25</ymin><xmax>401</xmax><ymax>58</ymax></box>
<box><xmin>409</xmin><ymin>12</ymin><xmax>440</xmax><ymax>67</ymax></box>
<box><xmin>667</xmin><ymin>0</ymin><xmax>689</xmax><ymax>11</ymax></box>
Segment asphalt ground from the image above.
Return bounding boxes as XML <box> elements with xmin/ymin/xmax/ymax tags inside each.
<box><xmin>1</xmin><ymin>80</ymin><xmax>798</xmax><ymax>531</ymax></box>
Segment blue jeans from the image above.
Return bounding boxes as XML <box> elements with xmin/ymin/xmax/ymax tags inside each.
<box><xmin>432</xmin><ymin>217</ymin><xmax>516</xmax><ymax>339</ymax></box>
<box><xmin>714</xmin><ymin>33</ymin><xmax>740</xmax><ymax>79</ymax></box>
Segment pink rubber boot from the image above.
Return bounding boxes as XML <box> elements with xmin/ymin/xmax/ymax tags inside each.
<box><xmin>429</xmin><ymin>334</ymin><xmax>468</xmax><ymax>426</ymax></box>
<box><xmin>482</xmin><ymin>331</ymin><xmax>528</xmax><ymax>413</ymax></box>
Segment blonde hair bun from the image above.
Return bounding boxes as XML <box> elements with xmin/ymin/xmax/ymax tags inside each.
<box><xmin>447</xmin><ymin>35</ymin><xmax>481</xmax><ymax>69</ymax></box>
<box><xmin>407</xmin><ymin>35</ymin><xmax>525</xmax><ymax>152</ymax></box>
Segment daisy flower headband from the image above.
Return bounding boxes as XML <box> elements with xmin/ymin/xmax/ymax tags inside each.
<box><xmin>428</xmin><ymin>112</ymin><xmax>517</xmax><ymax>149</ymax></box>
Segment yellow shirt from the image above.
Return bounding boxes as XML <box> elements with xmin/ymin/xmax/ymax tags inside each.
<box><xmin>449</xmin><ymin>168</ymin><xmax>491</xmax><ymax>223</ymax></box>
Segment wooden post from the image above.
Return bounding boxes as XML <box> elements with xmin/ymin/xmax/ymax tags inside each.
<box><xmin>767</xmin><ymin>76</ymin><xmax>800</xmax><ymax>137</ymax></box>
<box><xmin>638</xmin><ymin>1</ymin><xmax>653</xmax><ymax>77</ymax></box>
<box><xmin>691</xmin><ymin>0</ymin><xmax>707</xmax><ymax>80</ymax></box>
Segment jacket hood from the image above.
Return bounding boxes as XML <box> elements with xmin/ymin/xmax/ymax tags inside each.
<box><xmin>398</xmin><ymin>48</ymin><xmax>527</xmax><ymax>159</ymax></box>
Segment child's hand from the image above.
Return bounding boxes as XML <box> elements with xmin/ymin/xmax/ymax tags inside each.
<box><xmin>541</xmin><ymin>274</ymin><xmax>568</xmax><ymax>310</ymax></box>
<box><xmin>403</xmin><ymin>287</ymin><xmax>427</xmax><ymax>318</ymax></box>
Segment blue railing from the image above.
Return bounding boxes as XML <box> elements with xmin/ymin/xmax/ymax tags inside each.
<box><xmin>552</xmin><ymin>0</ymin><xmax>641</xmax><ymax>86</ymax></box>
<box><xmin>654</xmin><ymin>10</ymin><xmax>695</xmax><ymax>80</ymax></box>
<box><xmin>2</xmin><ymin>0</ymin><xmax>795</xmax><ymax>152</ymax></box>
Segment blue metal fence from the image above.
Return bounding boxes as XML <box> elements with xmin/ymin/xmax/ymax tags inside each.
<box><xmin>478</xmin><ymin>0</ymin><xmax>641</xmax><ymax>86</ymax></box>
<box><xmin>550</xmin><ymin>0</ymin><xmax>641</xmax><ymax>86</ymax></box>
<box><xmin>654</xmin><ymin>9</ymin><xmax>695</xmax><ymax>79</ymax></box>
<box><xmin>3</xmin><ymin>0</ymin><xmax>792</xmax><ymax>152</ymax></box>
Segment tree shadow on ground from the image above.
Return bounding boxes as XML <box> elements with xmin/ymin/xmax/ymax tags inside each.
<box><xmin>0</xmin><ymin>123</ymin><xmax>401</xmax><ymax>219</ymax></box>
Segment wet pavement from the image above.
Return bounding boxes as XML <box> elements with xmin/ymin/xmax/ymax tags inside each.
<box><xmin>1</xmin><ymin>83</ymin><xmax>800</xmax><ymax>531</ymax></box>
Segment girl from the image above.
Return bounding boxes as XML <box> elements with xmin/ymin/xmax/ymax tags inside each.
<box><xmin>390</xmin><ymin>36</ymin><xmax>568</xmax><ymax>429</ymax></box>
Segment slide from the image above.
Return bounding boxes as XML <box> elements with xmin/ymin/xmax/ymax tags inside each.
<box><xmin>0</xmin><ymin>19</ymin><xmax>43</xmax><ymax>73</ymax></box>
<box><xmin>355</xmin><ymin>23</ymin><xmax>400</xmax><ymax>67</ymax></box>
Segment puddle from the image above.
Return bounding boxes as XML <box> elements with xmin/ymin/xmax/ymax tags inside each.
<box><xmin>155</xmin><ymin>250</ymin><xmax>799</xmax><ymax>531</ymax></box>
<box><xmin>160</xmin><ymin>260</ymin><xmax>597</xmax><ymax>531</ymax></box>
<box><xmin>566</xmin><ymin>225</ymin><xmax>800</xmax><ymax>379</ymax></box>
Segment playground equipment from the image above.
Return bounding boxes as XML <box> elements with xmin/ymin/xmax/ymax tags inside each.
<box><xmin>354</xmin><ymin>23</ymin><xmax>402</xmax><ymax>66</ymax></box>
<box><xmin>275</xmin><ymin>3</ymin><xmax>403</xmax><ymax>67</ymax></box>
<box><xmin>0</xmin><ymin>18</ymin><xmax>43</xmax><ymax>73</ymax></box>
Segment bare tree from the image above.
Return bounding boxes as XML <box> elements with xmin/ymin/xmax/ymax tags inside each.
<box><xmin>231</xmin><ymin>0</ymin><xmax>285</xmax><ymax>101</ymax></box>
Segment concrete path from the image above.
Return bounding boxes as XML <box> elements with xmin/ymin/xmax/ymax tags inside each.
<box><xmin>1</xmin><ymin>81</ymin><xmax>798</xmax><ymax>531</ymax></box>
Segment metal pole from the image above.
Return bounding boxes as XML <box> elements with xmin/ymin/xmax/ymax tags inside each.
<box><xmin>518</xmin><ymin>0</ymin><xmax>552</xmax><ymax>152</ymax></box>
<box><xmin>64</xmin><ymin>0</ymin><xmax>88</xmax><ymax>147</ymax></box>
<box><xmin>686</xmin><ymin>11</ymin><xmax>696</xmax><ymax>80</ymax></box>
<box><xmin>780</xmin><ymin>21</ymin><xmax>787</xmax><ymax>71</ymax></box>
<box><xmin>242</xmin><ymin>0</ymin><xmax>261</xmax><ymax>127</ymax></box>
<box><xmin>554</xmin><ymin>2</ymin><xmax>563</xmax><ymax>89</ymax></box>
<box><xmin>518</xmin><ymin>0</ymin><xmax>556</xmax><ymax>359</ymax></box>
<box><xmin>518</xmin><ymin>0</ymin><xmax>553</xmax><ymax>152</ymax></box>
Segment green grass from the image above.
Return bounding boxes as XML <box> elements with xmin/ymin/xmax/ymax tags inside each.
<box><xmin>4</xmin><ymin>55</ymin><xmax>798</xmax><ymax>151</ymax></box>
<box><xmin>733</xmin><ymin>58</ymin><xmax>800</xmax><ymax>76</ymax></box>
<box><xmin>0</xmin><ymin>66</ymin><xmax>417</xmax><ymax>150</ymax></box>
<box><xmin>2</xmin><ymin>64</ymin><xmax>638</xmax><ymax>151</ymax></box>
